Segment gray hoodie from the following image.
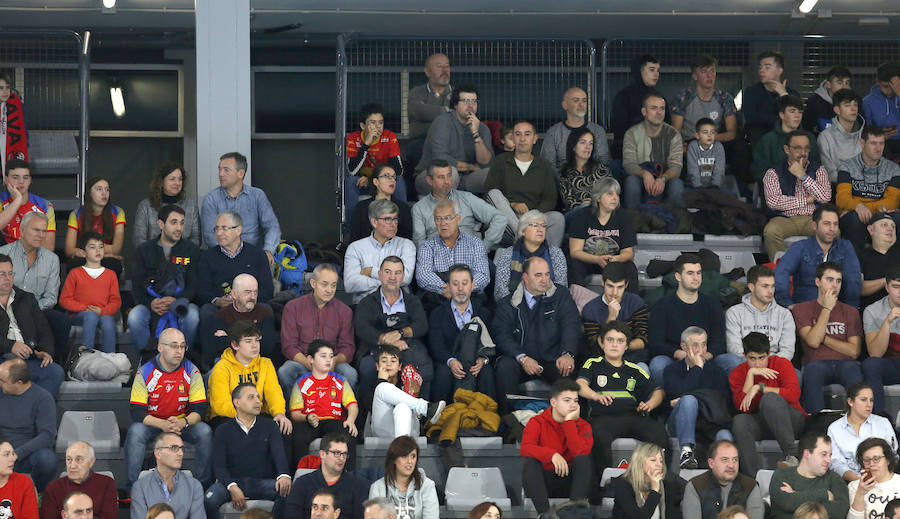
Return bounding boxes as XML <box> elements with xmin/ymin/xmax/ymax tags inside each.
<box><xmin>819</xmin><ymin>114</ymin><xmax>865</xmax><ymax>183</ymax></box>
<box><xmin>369</xmin><ymin>472</ymin><xmax>439</xmax><ymax>519</ymax></box>
<box><xmin>725</xmin><ymin>293</ymin><xmax>796</xmax><ymax>359</ymax></box>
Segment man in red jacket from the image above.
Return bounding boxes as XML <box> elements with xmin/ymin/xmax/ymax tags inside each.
<box><xmin>730</xmin><ymin>331</ymin><xmax>807</xmax><ymax>476</ymax></box>
<box><xmin>520</xmin><ymin>378</ymin><xmax>593</xmax><ymax>514</ymax></box>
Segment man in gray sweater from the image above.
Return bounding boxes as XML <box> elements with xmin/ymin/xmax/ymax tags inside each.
<box><xmin>539</xmin><ymin>87</ymin><xmax>611</xmax><ymax>173</ymax></box>
<box><xmin>405</xmin><ymin>53</ymin><xmax>452</xmax><ymax>169</ymax></box>
<box><xmin>622</xmin><ymin>91</ymin><xmax>684</xmax><ymax>208</ymax></box>
<box><xmin>415</xmin><ymin>85</ymin><xmax>493</xmax><ymax>196</ymax></box>
<box><xmin>0</xmin><ymin>358</ymin><xmax>57</xmax><ymax>492</ymax></box>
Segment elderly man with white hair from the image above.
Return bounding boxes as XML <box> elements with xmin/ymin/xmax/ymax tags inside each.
<box><xmin>41</xmin><ymin>441</ymin><xmax>117</xmax><ymax>519</ymax></box>
<box><xmin>363</xmin><ymin>497</ymin><xmax>398</xmax><ymax>519</ymax></box>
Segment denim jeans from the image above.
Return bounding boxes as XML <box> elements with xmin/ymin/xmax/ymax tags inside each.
<box><xmin>667</xmin><ymin>394</ymin><xmax>734</xmax><ymax>446</ymax></box>
<box><xmin>24</xmin><ymin>357</ymin><xmax>64</xmax><ymax>398</ymax></box>
<box><xmin>124</xmin><ymin>421</ymin><xmax>214</xmax><ymax>488</ymax></box>
<box><xmin>204</xmin><ymin>477</ymin><xmax>285</xmax><ymax>519</ymax></box>
<box><xmin>14</xmin><ymin>447</ymin><xmax>56</xmax><ymax>492</ymax></box>
<box><xmin>623</xmin><ymin>174</ymin><xmax>686</xmax><ymax>209</ymax></box>
<box><xmin>72</xmin><ymin>311</ymin><xmax>117</xmax><ymax>353</ymax></box>
<box><xmin>276</xmin><ymin>360</ymin><xmax>359</xmax><ymax>401</ymax></box>
<box><xmin>862</xmin><ymin>356</ymin><xmax>900</xmax><ymax>413</ymax></box>
<box><xmin>127</xmin><ymin>303</ymin><xmax>200</xmax><ymax>350</ymax></box>
<box><xmin>650</xmin><ymin>354</ymin><xmax>739</xmax><ymax>388</ymax></box>
<box><xmin>801</xmin><ymin>360</ymin><xmax>863</xmax><ymax>413</ymax></box>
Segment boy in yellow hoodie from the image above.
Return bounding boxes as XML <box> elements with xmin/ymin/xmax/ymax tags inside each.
<box><xmin>207</xmin><ymin>321</ymin><xmax>293</xmax><ymax>435</ymax></box>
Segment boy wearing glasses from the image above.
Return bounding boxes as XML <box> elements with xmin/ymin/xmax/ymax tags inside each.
<box><xmin>289</xmin><ymin>340</ymin><xmax>359</xmax><ymax>469</ymax></box>
<box><xmin>285</xmin><ymin>433</ymin><xmax>368</xmax><ymax>519</ymax></box>
<box><xmin>125</xmin><ymin>327</ymin><xmax>212</xmax><ymax>489</ymax></box>
<box><xmin>345</xmin><ymin>103</ymin><xmax>407</xmax><ymax>222</ymax></box>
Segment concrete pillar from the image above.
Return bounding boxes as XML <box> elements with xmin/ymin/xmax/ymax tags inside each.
<box><xmin>194</xmin><ymin>0</ymin><xmax>251</xmax><ymax>197</ymax></box>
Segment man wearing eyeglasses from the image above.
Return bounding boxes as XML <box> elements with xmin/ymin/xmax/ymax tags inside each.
<box><xmin>414</xmin><ymin>199</ymin><xmax>490</xmax><ymax>310</ymax></box>
<box><xmin>42</xmin><ymin>441</ymin><xmax>117</xmax><ymax>519</ymax></box>
<box><xmin>196</xmin><ymin>211</ymin><xmax>274</xmax><ymax>320</ymax></box>
<box><xmin>415</xmin><ymin>84</ymin><xmax>493</xmax><ymax>195</ymax></box>
<box><xmin>125</xmin><ymin>328</ymin><xmax>213</xmax><ymax>490</ymax></box>
<box><xmin>284</xmin><ymin>432</ymin><xmax>368</xmax><ymax>519</ymax></box>
<box><xmin>344</xmin><ymin>199</ymin><xmax>416</xmax><ymax>305</ymax></box>
<box><xmin>130</xmin><ymin>432</ymin><xmax>205</xmax><ymax>519</ymax></box>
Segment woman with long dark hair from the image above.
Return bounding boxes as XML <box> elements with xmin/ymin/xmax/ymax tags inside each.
<box><xmin>827</xmin><ymin>381</ymin><xmax>898</xmax><ymax>482</ymax></box>
<box><xmin>368</xmin><ymin>436</ymin><xmax>438</xmax><ymax>519</ymax></box>
<box><xmin>133</xmin><ymin>161</ymin><xmax>200</xmax><ymax>247</ymax></box>
<box><xmin>65</xmin><ymin>176</ymin><xmax>126</xmax><ymax>274</ymax></box>
<box><xmin>558</xmin><ymin>127</ymin><xmax>611</xmax><ymax>214</ymax></box>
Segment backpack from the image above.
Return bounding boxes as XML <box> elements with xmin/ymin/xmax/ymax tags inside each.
<box><xmin>273</xmin><ymin>240</ymin><xmax>307</xmax><ymax>291</ymax></box>
<box><xmin>65</xmin><ymin>346</ymin><xmax>131</xmax><ymax>383</ymax></box>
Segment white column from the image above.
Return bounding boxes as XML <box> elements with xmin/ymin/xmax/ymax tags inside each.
<box><xmin>195</xmin><ymin>0</ymin><xmax>251</xmax><ymax>198</ymax></box>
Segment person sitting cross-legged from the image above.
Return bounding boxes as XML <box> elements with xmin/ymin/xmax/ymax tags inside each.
<box><xmin>730</xmin><ymin>332</ymin><xmax>806</xmax><ymax>476</ymax></box>
<box><xmin>577</xmin><ymin>321</ymin><xmax>668</xmax><ymax>476</ymax></box>
<box><xmin>204</xmin><ymin>383</ymin><xmax>292</xmax><ymax>519</ymax></box>
<box><xmin>520</xmin><ymin>379</ymin><xmax>593</xmax><ymax>516</ymax></box>
<box><xmin>663</xmin><ymin>326</ymin><xmax>734</xmax><ymax>470</ymax></box>
<box><xmin>369</xmin><ymin>345</ymin><xmax>446</xmax><ymax>440</ymax></box>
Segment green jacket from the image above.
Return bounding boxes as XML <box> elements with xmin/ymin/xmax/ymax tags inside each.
<box><xmin>751</xmin><ymin>126</ymin><xmax>820</xmax><ymax>182</ymax></box>
<box><xmin>484</xmin><ymin>152</ymin><xmax>558</xmax><ymax>212</ymax></box>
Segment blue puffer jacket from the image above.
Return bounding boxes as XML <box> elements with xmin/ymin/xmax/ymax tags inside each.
<box><xmin>774</xmin><ymin>236</ymin><xmax>861</xmax><ymax>308</ymax></box>
<box><xmin>863</xmin><ymin>84</ymin><xmax>900</xmax><ymax>141</ymax></box>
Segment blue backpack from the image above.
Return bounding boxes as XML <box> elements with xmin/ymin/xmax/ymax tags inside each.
<box><xmin>274</xmin><ymin>240</ymin><xmax>308</xmax><ymax>291</ymax></box>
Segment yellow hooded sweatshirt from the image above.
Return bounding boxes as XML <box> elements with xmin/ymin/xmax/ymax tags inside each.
<box><xmin>207</xmin><ymin>348</ymin><xmax>286</xmax><ymax>419</ymax></box>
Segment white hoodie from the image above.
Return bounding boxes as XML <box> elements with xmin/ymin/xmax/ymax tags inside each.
<box><xmin>725</xmin><ymin>293</ymin><xmax>796</xmax><ymax>358</ymax></box>
<box><xmin>819</xmin><ymin>114</ymin><xmax>865</xmax><ymax>183</ymax></box>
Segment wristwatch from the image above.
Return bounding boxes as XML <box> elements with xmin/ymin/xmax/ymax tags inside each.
<box><xmin>758</xmin><ymin>382</ymin><xmax>766</xmax><ymax>393</ymax></box>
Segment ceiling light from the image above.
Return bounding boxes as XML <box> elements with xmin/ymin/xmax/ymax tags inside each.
<box><xmin>110</xmin><ymin>84</ymin><xmax>125</xmax><ymax>118</ymax></box>
<box><xmin>101</xmin><ymin>0</ymin><xmax>116</xmax><ymax>14</ymax></box>
<box><xmin>798</xmin><ymin>0</ymin><xmax>818</xmax><ymax>14</ymax></box>
<box><xmin>102</xmin><ymin>0</ymin><xmax>116</xmax><ymax>8</ymax></box>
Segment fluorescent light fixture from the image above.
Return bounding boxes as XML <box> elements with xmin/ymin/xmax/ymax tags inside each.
<box><xmin>110</xmin><ymin>86</ymin><xmax>125</xmax><ymax>118</ymax></box>
<box><xmin>804</xmin><ymin>34</ymin><xmax>826</xmax><ymax>38</ymax></box>
<box><xmin>798</xmin><ymin>0</ymin><xmax>818</xmax><ymax>14</ymax></box>
<box><xmin>102</xmin><ymin>0</ymin><xmax>116</xmax><ymax>8</ymax></box>
<box><xmin>82</xmin><ymin>31</ymin><xmax>90</xmax><ymax>55</ymax></box>
<box><xmin>735</xmin><ymin>90</ymin><xmax>743</xmax><ymax>111</ymax></box>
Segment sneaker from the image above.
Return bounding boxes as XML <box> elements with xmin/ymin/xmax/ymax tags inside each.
<box><xmin>680</xmin><ymin>448</ymin><xmax>699</xmax><ymax>469</ymax></box>
<box><xmin>777</xmin><ymin>455</ymin><xmax>799</xmax><ymax>468</ymax></box>
<box><xmin>425</xmin><ymin>400</ymin><xmax>446</xmax><ymax>424</ymax></box>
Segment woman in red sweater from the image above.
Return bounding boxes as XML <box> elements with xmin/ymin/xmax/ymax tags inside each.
<box><xmin>0</xmin><ymin>439</ymin><xmax>39</xmax><ymax>519</ymax></box>
<box><xmin>60</xmin><ymin>232</ymin><xmax>121</xmax><ymax>354</ymax></box>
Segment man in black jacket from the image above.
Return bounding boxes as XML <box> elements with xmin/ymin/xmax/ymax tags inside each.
<box><xmin>128</xmin><ymin>204</ymin><xmax>201</xmax><ymax>353</ymax></box>
<box><xmin>428</xmin><ymin>264</ymin><xmax>495</xmax><ymax>403</ymax></box>
<box><xmin>610</xmin><ymin>54</ymin><xmax>667</xmax><ymax>160</ymax></box>
<box><xmin>0</xmin><ymin>253</ymin><xmax>63</xmax><ymax>396</ymax></box>
<box><xmin>354</xmin><ymin>256</ymin><xmax>433</xmax><ymax>405</ymax></box>
<box><xmin>493</xmin><ymin>256</ymin><xmax>582</xmax><ymax>413</ymax></box>
<box><xmin>284</xmin><ymin>433</ymin><xmax>367</xmax><ymax>519</ymax></box>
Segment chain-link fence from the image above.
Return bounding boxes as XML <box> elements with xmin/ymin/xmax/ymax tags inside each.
<box><xmin>600</xmin><ymin>36</ymin><xmax>900</xmax><ymax>128</ymax></box>
<box><xmin>0</xmin><ymin>30</ymin><xmax>88</xmax><ymax>201</ymax></box>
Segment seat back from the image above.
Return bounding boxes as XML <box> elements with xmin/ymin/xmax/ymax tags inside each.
<box><xmin>55</xmin><ymin>411</ymin><xmax>119</xmax><ymax>453</ymax></box>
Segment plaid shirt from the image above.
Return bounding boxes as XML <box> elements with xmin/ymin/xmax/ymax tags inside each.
<box><xmin>415</xmin><ymin>232</ymin><xmax>490</xmax><ymax>294</ymax></box>
<box><xmin>763</xmin><ymin>163</ymin><xmax>832</xmax><ymax>216</ymax></box>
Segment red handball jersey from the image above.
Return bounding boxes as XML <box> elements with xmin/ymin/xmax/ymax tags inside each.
<box><xmin>130</xmin><ymin>358</ymin><xmax>206</xmax><ymax>419</ymax></box>
<box><xmin>346</xmin><ymin>129</ymin><xmax>401</xmax><ymax>175</ymax></box>
<box><xmin>289</xmin><ymin>371</ymin><xmax>357</xmax><ymax>420</ymax></box>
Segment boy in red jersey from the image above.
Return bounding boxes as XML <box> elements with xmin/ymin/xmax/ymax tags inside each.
<box><xmin>289</xmin><ymin>340</ymin><xmax>359</xmax><ymax>468</ymax></box>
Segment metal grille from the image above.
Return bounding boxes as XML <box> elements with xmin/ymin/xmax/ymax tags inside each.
<box><xmin>800</xmin><ymin>40</ymin><xmax>900</xmax><ymax>99</ymax></box>
<box><xmin>341</xmin><ymin>38</ymin><xmax>596</xmax><ymax>136</ymax></box>
<box><xmin>0</xmin><ymin>32</ymin><xmax>82</xmax><ymax>131</ymax></box>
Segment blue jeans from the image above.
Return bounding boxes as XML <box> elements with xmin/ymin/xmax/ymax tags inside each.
<box><xmin>72</xmin><ymin>311</ymin><xmax>117</xmax><ymax>353</ymax></box>
<box><xmin>124</xmin><ymin>421</ymin><xmax>214</xmax><ymax>488</ymax></box>
<box><xmin>716</xmin><ymin>353</ymin><xmax>745</xmax><ymax>374</ymax></box>
<box><xmin>127</xmin><ymin>303</ymin><xmax>200</xmax><ymax>350</ymax></box>
<box><xmin>24</xmin><ymin>357</ymin><xmax>64</xmax><ymax>398</ymax></box>
<box><xmin>204</xmin><ymin>477</ymin><xmax>285</xmax><ymax>519</ymax></box>
<box><xmin>343</xmin><ymin>175</ymin><xmax>408</xmax><ymax>223</ymax></box>
<box><xmin>14</xmin><ymin>447</ymin><xmax>56</xmax><ymax>492</ymax></box>
<box><xmin>276</xmin><ymin>360</ymin><xmax>359</xmax><ymax>401</ymax></box>
<box><xmin>862</xmin><ymin>357</ymin><xmax>900</xmax><ymax>413</ymax></box>
<box><xmin>667</xmin><ymin>394</ymin><xmax>734</xmax><ymax>446</ymax></box>
<box><xmin>623</xmin><ymin>174</ymin><xmax>685</xmax><ymax>209</ymax></box>
<box><xmin>802</xmin><ymin>360</ymin><xmax>863</xmax><ymax>414</ymax></box>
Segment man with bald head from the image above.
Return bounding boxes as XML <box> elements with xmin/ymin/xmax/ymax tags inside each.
<box><xmin>125</xmin><ymin>328</ymin><xmax>212</xmax><ymax>489</ymax></box>
<box><xmin>200</xmin><ymin>273</ymin><xmax>278</xmax><ymax>370</ymax></box>
<box><xmin>540</xmin><ymin>87</ymin><xmax>611</xmax><ymax>173</ymax></box>
<box><xmin>42</xmin><ymin>442</ymin><xmax>117</xmax><ymax>519</ymax></box>
<box><xmin>59</xmin><ymin>492</ymin><xmax>93</xmax><ymax>519</ymax></box>
<box><xmin>406</xmin><ymin>53</ymin><xmax>453</xmax><ymax>167</ymax></box>
<box><xmin>0</xmin><ymin>357</ymin><xmax>57</xmax><ymax>492</ymax></box>
<box><xmin>492</xmin><ymin>256</ymin><xmax>583</xmax><ymax>413</ymax></box>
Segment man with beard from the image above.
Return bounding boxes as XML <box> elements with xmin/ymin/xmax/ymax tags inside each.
<box><xmin>406</xmin><ymin>54</ymin><xmax>452</xmax><ymax>169</ymax></box>
<box><xmin>540</xmin><ymin>87</ymin><xmax>611</xmax><ymax>173</ymax></box>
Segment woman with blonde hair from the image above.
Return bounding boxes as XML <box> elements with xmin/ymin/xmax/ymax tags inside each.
<box><xmin>793</xmin><ymin>501</ymin><xmax>827</xmax><ymax>519</ymax></box>
<box><xmin>612</xmin><ymin>441</ymin><xmax>672</xmax><ymax>518</ymax></box>
<box><xmin>717</xmin><ymin>505</ymin><xmax>751</xmax><ymax>519</ymax></box>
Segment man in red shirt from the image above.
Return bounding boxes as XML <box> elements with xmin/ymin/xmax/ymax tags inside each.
<box><xmin>520</xmin><ymin>378</ymin><xmax>593</xmax><ymax>514</ymax></box>
<box><xmin>730</xmin><ymin>331</ymin><xmax>806</xmax><ymax>476</ymax></box>
<box><xmin>289</xmin><ymin>340</ymin><xmax>359</xmax><ymax>469</ymax></box>
<box><xmin>345</xmin><ymin>103</ymin><xmax>407</xmax><ymax>222</ymax></box>
<box><xmin>792</xmin><ymin>261</ymin><xmax>863</xmax><ymax>413</ymax></box>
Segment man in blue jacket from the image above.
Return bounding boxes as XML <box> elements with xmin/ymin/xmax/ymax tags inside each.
<box><xmin>775</xmin><ymin>203</ymin><xmax>862</xmax><ymax>309</ymax></box>
<box><xmin>862</xmin><ymin>62</ymin><xmax>900</xmax><ymax>152</ymax></box>
<box><xmin>492</xmin><ymin>256</ymin><xmax>582</xmax><ymax>414</ymax></box>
